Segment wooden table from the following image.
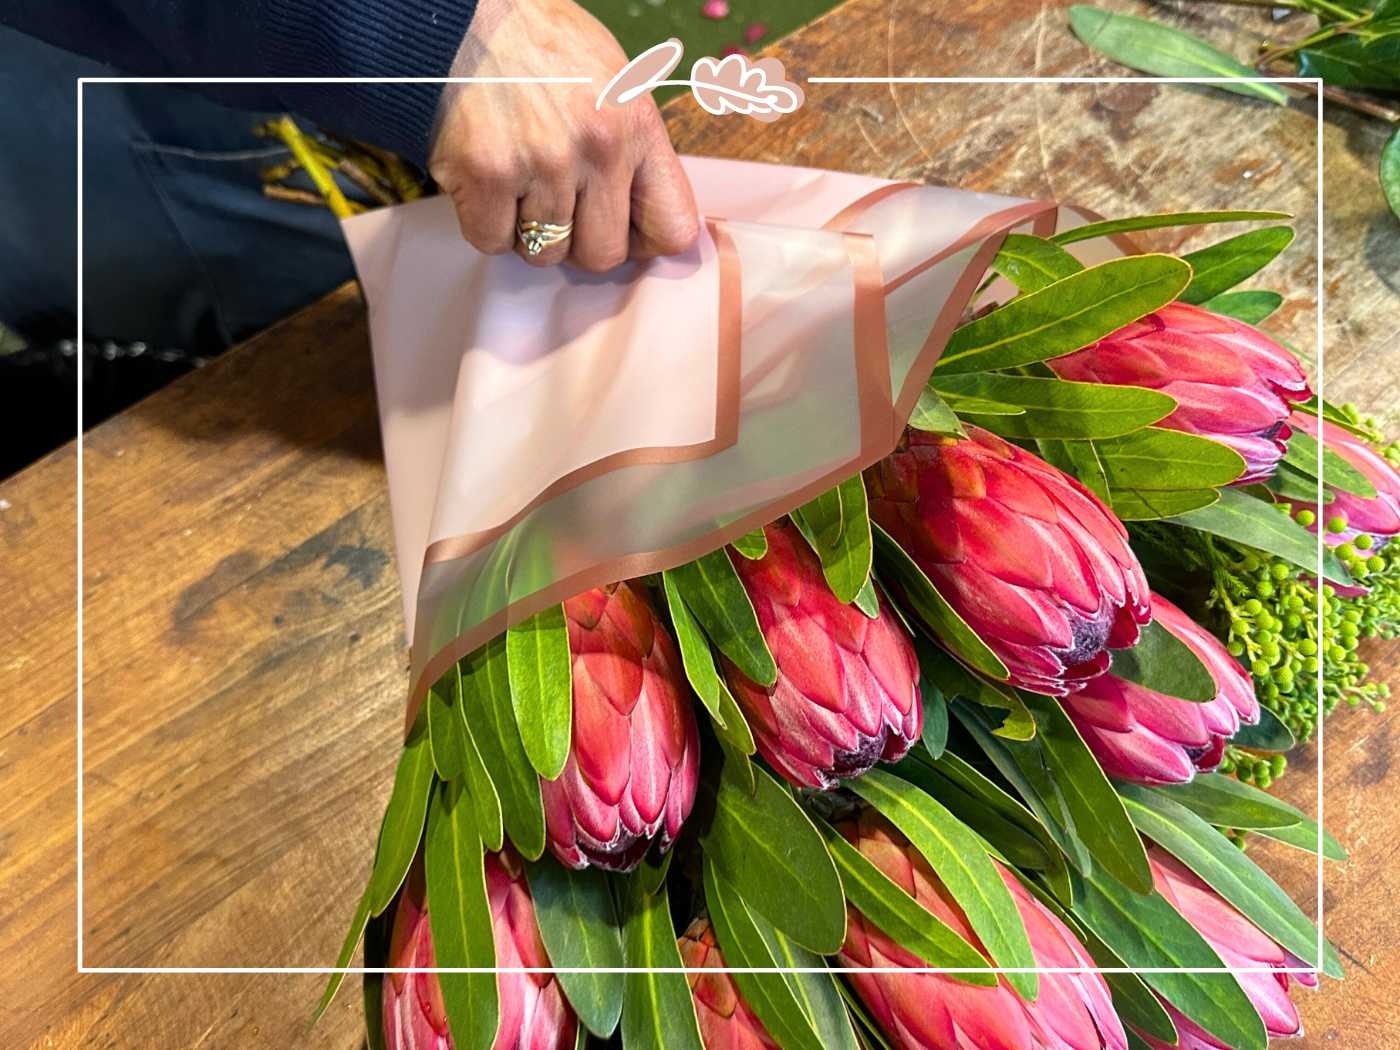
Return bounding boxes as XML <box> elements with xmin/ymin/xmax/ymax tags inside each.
<box><xmin>3</xmin><ymin>0</ymin><xmax>1396</xmax><ymax>1046</ymax></box>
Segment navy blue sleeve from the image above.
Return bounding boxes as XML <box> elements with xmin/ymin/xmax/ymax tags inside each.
<box><xmin>0</xmin><ymin>0</ymin><xmax>477</xmax><ymax>167</ymax></box>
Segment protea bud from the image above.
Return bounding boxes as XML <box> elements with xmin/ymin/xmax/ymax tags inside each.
<box><xmin>678</xmin><ymin>917</ymin><xmax>780</xmax><ymax>1050</ymax></box>
<box><xmin>722</xmin><ymin>523</ymin><xmax>921</xmax><ymax>789</ymax></box>
<box><xmin>1139</xmin><ymin>845</ymin><xmax>1316</xmax><ymax>1049</ymax></box>
<box><xmin>1048</xmin><ymin>302</ymin><xmax>1310</xmax><ymax>483</ymax></box>
<box><xmin>542</xmin><ymin>581</ymin><xmax>701</xmax><ymax>872</ymax></box>
<box><xmin>837</xmin><ymin>810</ymin><xmax>1128</xmax><ymax>1050</ymax></box>
<box><xmin>383</xmin><ymin>850</ymin><xmax>577</xmax><ymax>1050</ymax></box>
<box><xmin>866</xmin><ymin>426</ymin><xmax>1150</xmax><ymax>696</ymax></box>
<box><xmin>1063</xmin><ymin>593</ymin><xmax>1259</xmax><ymax>784</ymax></box>
<box><xmin>1283</xmin><ymin>409</ymin><xmax>1400</xmax><ymax>549</ymax></box>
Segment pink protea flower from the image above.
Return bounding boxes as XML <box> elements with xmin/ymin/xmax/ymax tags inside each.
<box><xmin>1049</xmin><ymin>301</ymin><xmax>1310</xmax><ymax>483</ymax></box>
<box><xmin>383</xmin><ymin>850</ymin><xmax>577</xmax><ymax>1050</ymax></box>
<box><xmin>541</xmin><ymin>581</ymin><xmax>701</xmax><ymax>872</ymax></box>
<box><xmin>1139</xmin><ymin>846</ymin><xmax>1316</xmax><ymax>1049</ymax></box>
<box><xmin>1063</xmin><ymin>593</ymin><xmax>1259</xmax><ymax>784</ymax></box>
<box><xmin>837</xmin><ymin>810</ymin><xmax>1128</xmax><ymax>1050</ymax></box>
<box><xmin>678</xmin><ymin>917</ymin><xmax>781</xmax><ymax>1050</ymax></box>
<box><xmin>865</xmin><ymin>426</ymin><xmax>1150</xmax><ymax>696</ymax></box>
<box><xmin>723</xmin><ymin>522</ymin><xmax>921</xmax><ymax>790</ymax></box>
<box><xmin>1283</xmin><ymin>409</ymin><xmax>1400</xmax><ymax>548</ymax></box>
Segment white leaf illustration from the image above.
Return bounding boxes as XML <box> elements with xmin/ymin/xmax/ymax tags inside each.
<box><xmin>689</xmin><ymin>54</ymin><xmax>804</xmax><ymax>122</ymax></box>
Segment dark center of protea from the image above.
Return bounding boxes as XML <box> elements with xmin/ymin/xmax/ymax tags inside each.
<box><xmin>1060</xmin><ymin>605</ymin><xmax>1114</xmax><ymax>666</ymax></box>
<box><xmin>1261</xmin><ymin>419</ymin><xmax>1287</xmax><ymax>440</ymax></box>
<box><xmin>831</xmin><ymin>731</ymin><xmax>888</xmax><ymax>779</ymax></box>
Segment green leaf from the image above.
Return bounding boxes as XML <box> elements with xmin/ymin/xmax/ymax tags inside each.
<box><xmin>1108</xmin><ymin>487</ymin><xmax>1221</xmax><ymax>521</ymax></box>
<box><xmin>1069</xmin><ymin>5</ymin><xmax>1288</xmax><ymax>105</ymax></box>
<box><xmin>704</xmin><ymin>860</ymin><xmax>847</xmax><ymax>1050</ymax></box>
<box><xmin>921</xmin><ymin>689</ymin><xmax>949</xmax><ymax>759</ymax></box>
<box><xmin>907</xmin><ymin>387</ymin><xmax>967</xmax><ymax>436</ymax></box>
<box><xmin>1253</xmin><ymin>813</ymin><xmax>1348</xmax><ymax>861</ymax></box>
<box><xmin>1180</xmin><ymin>227</ymin><xmax>1295</xmax><ymax>305</ymax></box>
<box><xmin>791</xmin><ymin>475</ymin><xmax>875</xmax><ymax>604</ymax></box>
<box><xmin>662</xmin><ymin>573</ymin><xmax>756</xmax><ymax>754</ymax></box>
<box><xmin>621</xmin><ymin>874</ymin><xmax>705</xmax><ymax>1050</ymax></box>
<box><xmin>853</xmin><ymin>575</ymin><xmax>881</xmax><ymax>618</ymax></box>
<box><xmin>1118</xmin><ymin>783</ymin><xmax>1340</xmax><ymax>977</ymax></box>
<box><xmin>1038</xmin><ymin>438</ymin><xmax>1111</xmax><ymax>502</ymax></box>
<box><xmin>1070</xmin><ymin>867</ymin><xmax>1268</xmax><ymax>1050</ymax></box>
<box><xmin>462</xmin><ymin>638</ymin><xmax>547</xmax><ymax>860</ymax></box>
<box><xmin>815</xmin><ymin>821</ymin><xmax>996</xmax><ymax>983</ymax></box>
<box><xmin>453</xmin><ymin>661</ymin><xmax>505</xmax><ymax>852</ymax></box>
<box><xmin>1284</xmin><ymin>429</ymin><xmax>1377</xmax><ymax>499</ymax></box>
<box><xmin>1230</xmin><ymin>705</ymin><xmax>1296</xmax><ymax>752</ymax></box>
<box><xmin>362</xmin><ymin>907</ymin><xmax>391</xmax><ymax>1050</ymax></box>
<box><xmin>1265</xmin><ymin>461</ymin><xmax>1325</xmax><ymax>503</ymax></box>
<box><xmin>936</xmin><ymin>373</ymin><xmax>1175</xmax><ymax>440</ymax></box>
<box><xmin>1383</xmin><ymin>128</ymin><xmax>1400</xmax><ymax>222</ymax></box>
<box><xmin>939</xmin><ymin>393</ymin><xmax>1026</xmax><ymax>416</ymax></box>
<box><xmin>665</xmin><ymin>551</ymin><xmax>777</xmax><ymax>686</ymax></box>
<box><xmin>1094</xmin><ymin>427</ymin><xmax>1246</xmax><ymax>490</ymax></box>
<box><xmin>1200</xmin><ymin>290</ymin><xmax>1284</xmax><ymax>325</ymax></box>
<box><xmin>366</xmin><ymin>716</ymin><xmax>435</xmax><ymax>915</ymax></box>
<box><xmin>936</xmin><ymin>255</ymin><xmax>1191</xmax><ymax>375</ymax></box>
<box><xmin>527</xmin><ymin>862</ymin><xmax>626</xmax><ymax>1038</ymax></box>
<box><xmin>990</xmin><ymin>233</ymin><xmax>1084</xmax><ymax>292</ymax></box>
<box><xmin>1299</xmin><ymin>34</ymin><xmax>1400</xmax><ymax>91</ymax></box>
<box><xmin>425</xmin><ymin>781</ymin><xmax>499</xmax><ymax>1050</ymax></box>
<box><xmin>873</xmin><ymin>524</ymin><xmax>1009</xmax><ymax>681</ymax></box>
<box><xmin>1108</xmin><ymin>617</ymin><xmax>1216</xmax><ymax>702</ymax></box>
<box><xmin>313</xmin><ymin>889</ymin><xmax>371</xmax><ymax>1022</ymax></box>
<box><xmin>1152</xmin><ymin>772</ymin><xmax>1302</xmax><ymax>830</ymax></box>
<box><xmin>759</xmin><ymin>923</ymin><xmax>861</xmax><ymax>1050</ymax></box>
<box><xmin>427</xmin><ymin>677</ymin><xmax>466</xmax><ymax>781</ymax></box>
<box><xmin>848</xmin><ymin>768</ymin><xmax>1038</xmax><ymax>1000</ymax></box>
<box><xmin>914</xmin><ymin>636</ymin><xmax>1033</xmax><ymax>740</ymax></box>
<box><xmin>1051</xmin><ymin>209</ymin><xmax>1291</xmax><ymax>248</ymax></box>
<box><xmin>733</xmin><ymin>528</ymin><xmax>770</xmax><ymax>560</ymax></box>
<box><xmin>506</xmin><ymin>605</ymin><xmax>574</xmax><ymax>781</ymax></box>
<box><xmin>1169</xmin><ymin>487</ymin><xmax>1353</xmax><ymax>586</ymax></box>
<box><xmin>698</xmin><ymin>758</ymin><xmax>847</xmax><ymax>954</ymax></box>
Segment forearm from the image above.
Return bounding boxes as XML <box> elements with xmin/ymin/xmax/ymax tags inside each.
<box><xmin>0</xmin><ymin>0</ymin><xmax>477</xmax><ymax>165</ymax></box>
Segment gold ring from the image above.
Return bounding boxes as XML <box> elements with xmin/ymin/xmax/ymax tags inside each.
<box><xmin>517</xmin><ymin>219</ymin><xmax>574</xmax><ymax>256</ymax></box>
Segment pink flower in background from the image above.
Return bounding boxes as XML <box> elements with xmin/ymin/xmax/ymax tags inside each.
<box><xmin>866</xmin><ymin>426</ymin><xmax>1150</xmax><ymax>696</ymax></box>
<box><xmin>724</xmin><ymin>523</ymin><xmax>921</xmax><ymax>790</ymax></box>
<box><xmin>837</xmin><ymin>810</ymin><xmax>1128</xmax><ymax>1050</ymax></box>
<box><xmin>744</xmin><ymin>22</ymin><xmax>768</xmax><ymax>43</ymax></box>
<box><xmin>1140</xmin><ymin>846</ymin><xmax>1316</xmax><ymax>1048</ymax></box>
<box><xmin>541</xmin><ymin>582</ymin><xmax>700</xmax><ymax>872</ymax></box>
<box><xmin>679</xmin><ymin>917</ymin><xmax>781</xmax><ymax>1049</ymax></box>
<box><xmin>1049</xmin><ymin>302</ymin><xmax>1310</xmax><ymax>484</ymax></box>
<box><xmin>1064</xmin><ymin>593</ymin><xmax>1259</xmax><ymax>784</ymax></box>
<box><xmin>701</xmin><ymin>0</ymin><xmax>730</xmax><ymax>18</ymax></box>
<box><xmin>383</xmin><ymin>852</ymin><xmax>577</xmax><ymax>1050</ymax></box>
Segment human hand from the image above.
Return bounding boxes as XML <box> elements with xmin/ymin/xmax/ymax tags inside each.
<box><xmin>429</xmin><ymin>0</ymin><xmax>700</xmax><ymax>271</ymax></box>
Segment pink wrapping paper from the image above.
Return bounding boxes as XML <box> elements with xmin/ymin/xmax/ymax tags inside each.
<box><xmin>340</xmin><ymin>157</ymin><xmax>1117</xmax><ymax>727</ymax></box>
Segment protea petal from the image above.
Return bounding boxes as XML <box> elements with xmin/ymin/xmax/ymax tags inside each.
<box><xmin>540</xmin><ymin>581</ymin><xmax>700</xmax><ymax>871</ymax></box>
<box><xmin>866</xmin><ymin>426</ymin><xmax>1149</xmax><ymax>696</ymax></box>
<box><xmin>679</xmin><ymin>918</ymin><xmax>782</xmax><ymax>1050</ymax></box>
<box><xmin>723</xmin><ymin>523</ymin><xmax>922</xmax><ymax>790</ymax></box>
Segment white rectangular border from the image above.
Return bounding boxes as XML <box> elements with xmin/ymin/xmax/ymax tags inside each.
<box><xmin>76</xmin><ymin>74</ymin><xmax>1327</xmax><ymax>977</ymax></box>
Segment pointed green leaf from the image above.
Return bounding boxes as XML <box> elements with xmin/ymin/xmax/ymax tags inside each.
<box><xmin>914</xmin><ymin>636</ymin><xmax>1033</xmax><ymax>740</ymax></box>
<box><xmin>1069</xmin><ymin>6</ymin><xmax>1287</xmax><ymax>105</ymax></box>
<box><xmin>1109</xmin><ymin>617</ymin><xmax>1216</xmax><ymax>702</ymax></box>
<box><xmin>1094</xmin><ymin>427</ymin><xmax>1246</xmax><ymax>490</ymax></box>
<box><xmin>1070</xmin><ymin>867</ymin><xmax>1268</xmax><ymax>1050</ymax></box>
<box><xmin>313</xmin><ymin>889</ymin><xmax>371</xmax><ymax>1022</ymax></box>
<box><xmin>427</xmin><ymin>676</ymin><xmax>466</xmax><ymax>781</ymax></box>
<box><xmin>1151</xmin><ymin>772</ymin><xmax>1301</xmax><ymax>830</ymax></box>
<box><xmin>759</xmin><ymin>925</ymin><xmax>861</xmax><ymax>1050</ymax></box>
<box><xmin>462</xmin><ymin>638</ymin><xmax>547</xmax><ymax>859</ymax></box>
<box><xmin>936</xmin><ymin>255</ymin><xmax>1191</xmax><ymax>375</ymax></box>
<box><xmin>621</xmin><ymin>874</ymin><xmax>705</xmax><ymax>1050</ymax></box>
<box><xmin>937</xmin><ymin>373</ymin><xmax>1175</xmax><ymax>441</ymax></box>
<box><xmin>1299</xmin><ymin>35</ymin><xmax>1400</xmax><ymax>91</ymax></box>
<box><xmin>362</xmin><ymin>908</ymin><xmax>391</xmax><ymax>1050</ymax></box>
<box><xmin>733</xmin><ymin>528</ymin><xmax>769</xmax><ymax>560</ymax></box>
<box><xmin>507</xmin><ymin>604</ymin><xmax>574</xmax><ymax>781</ymax></box>
<box><xmin>1253</xmin><ymin>814</ymin><xmax>1347</xmax><ymax>861</ymax></box>
<box><xmin>1118</xmin><ymin>783</ymin><xmax>1339</xmax><ymax>977</ymax></box>
<box><xmin>453</xmin><ymin>662</ymin><xmax>505</xmax><ymax>851</ymax></box>
<box><xmin>1180</xmin><ymin>227</ymin><xmax>1295</xmax><ymax>304</ymax></box>
<box><xmin>366</xmin><ymin>716</ymin><xmax>435</xmax><ymax>915</ymax></box>
<box><xmin>1169</xmin><ymin>487</ymin><xmax>1353</xmax><ymax>586</ymax></box>
<box><xmin>816</xmin><ymin>820</ymin><xmax>997</xmax><ymax>983</ymax></box>
<box><xmin>1200</xmin><ymin>290</ymin><xmax>1283</xmax><ymax>325</ymax></box>
<box><xmin>907</xmin><ymin>387</ymin><xmax>965</xmax><ymax>436</ymax></box>
<box><xmin>1284</xmin><ymin>429</ymin><xmax>1376</xmax><ymax>499</ymax></box>
<box><xmin>663</xmin><ymin>572</ymin><xmax>756</xmax><ymax>754</ymax></box>
<box><xmin>1038</xmin><ymin>438</ymin><xmax>1112</xmax><ymax>502</ymax></box>
<box><xmin>873</xmin><ymin>524</ymin><xmax>1009</xmax><ymax>681</ymax></box>
<box><xmin>528</xmin><ymin>861</ymin><xmax>626</xmax><ymax>1038</ymax></box>
<box><xmin>1383</xmin><ymin>127</ymin><xmax>1400</xmax><ymax>222</ymax></box>
<box><xmin>791</xmin><ymin>475</ymin><xmax>875</xmax><ymax>604</ymax></box>
<box><xmin>989</xmin><ymin>233</ymin><xmax>1083</xmax><ymax>293</ymax></box>
<box><xmin>425</xmin><ymin>780</ymin><xmax>499</xmax><ymax>1050</ymax></box>
<box><xmin>1051</xmin><ymin>209</ymin><xmax>1290</xmax><ymax>248</ymax></box>
<box><xmin>921</xmin><ymin>688</ymin><xmax>949</xmax><ymax>759</ymax></box>
<box><xmin>1109</xmin><ymin>487</ymin><xmax>1221</xmax><ymax>521</ymax></box>
<box><xmin>665</xmin><ymin>550</ymin><xmax>777</xmax><ymax>686</ymax></box>
<box><xmin>847</xmin><ymin>768</ymin><xmax>1037</xmax><ymax>1000</ymax></box>
<box><xmin>698</xmin><ymin>758</ymin><xmax>847</xmax><ymax>954</ymax></box>
<box><xmin>1230</xmin><ymin>705</ymin><xmax>1295</xmax><ymax>752</ymax></box>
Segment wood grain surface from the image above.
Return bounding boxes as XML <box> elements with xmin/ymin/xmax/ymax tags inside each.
<box><xmin>2</xmin><ymin>0</ymin><xmax>1396</xmax><ymax>1046</ymax></box>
